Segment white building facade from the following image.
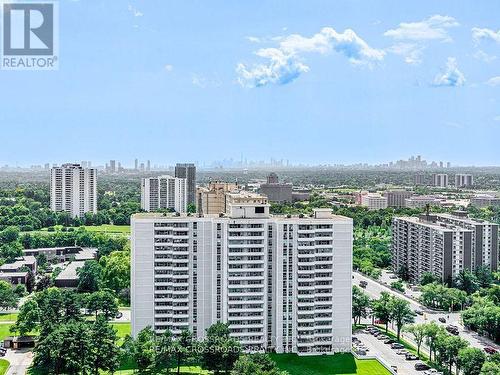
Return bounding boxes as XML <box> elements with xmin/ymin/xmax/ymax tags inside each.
<box><xmin>141</xmin><ymin>175</ymin><xmax>188</xmax><ymax>213</ymax></box>
<box><xmin>131</xmin><ymin>206</ymin><xmax>352</xmax><ymax>355</ymax></box>
<box><xmin>50</xmin><ymin>163</ymin><xmax>97</xmax><ymax>218</ymax></box>
<box><xmin>360</xmin><ymin>193</ymin><xmax>388</xmax><ymax>210</ymax></box>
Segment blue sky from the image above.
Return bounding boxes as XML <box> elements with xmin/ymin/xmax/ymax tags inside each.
<box><xmin>1</xmin><ymin>0</ymin><xmax>499</xmax><ymax>166</ymax></box>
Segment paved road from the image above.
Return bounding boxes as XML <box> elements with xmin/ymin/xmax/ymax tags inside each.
<box><xmin>4</xmin><ymin>349</ymin><xmax>33</xmax><ymax>375</ymax></box>
<box><xmin>354</xmin><ymin>272</ymin><xmax>500</xmax><ymax>351</ymax></box>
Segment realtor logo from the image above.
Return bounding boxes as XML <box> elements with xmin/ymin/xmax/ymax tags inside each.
<box><xmin>1</xmin><ymin>1</ymin><xmax>58</xmax><ymax>70</ymax></box>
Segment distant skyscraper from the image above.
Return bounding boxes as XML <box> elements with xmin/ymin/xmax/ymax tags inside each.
<box><xmin>134</xmin><ymin>158</ymin><xmax>138</xmax><ymax>171</ymax></box>
<box><xmin>175</xmin><ymin>163</ymin><xmax>196</xmax><ymax>206</ymax></box>
<box><xmin>50</xmin><ymin>163</ymin><xmax>97</xmax><ymax>218</ymax></box>
<box><xmin>141</xmin><ymin>175</ymin><xmax>187</xmax><ymax>213</ymax></box>
<box><xmin>147</xmin><ymin>160</ymin><xmax>151</xmax><ymax>171</ymax></box>
<box><xmin>109</xmin><ymin>160</ymin><xmax>116</xmax><ymax>173</ymax></box>
<box><xmin>414</xmin><ymin>173</ymin><xmax>425</xmax><ymax>185</ymax></box>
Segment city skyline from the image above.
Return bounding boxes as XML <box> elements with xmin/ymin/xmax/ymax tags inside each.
<box><xmin>0</xmin><ymin>1</ymin><xmax>499</xmax><ymax>166</ymax></box>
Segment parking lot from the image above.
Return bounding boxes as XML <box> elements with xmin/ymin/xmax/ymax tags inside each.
<box><xmin>353</xmin><ymin>327</ymin><xmax>442</xmax><ymax>375</ymax></box>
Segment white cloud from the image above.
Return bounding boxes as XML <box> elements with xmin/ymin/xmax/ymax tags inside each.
<box><xmin>494</xmin><ymin>115</ymin><xmax>500</xmax><ymax>122</ymax></box>
<box><xmin>246</xmin><ymin>36</ymin><xmax>261</xmax><ymax>43</ymax></box>
<box><xmin>487</xmin><ymin>76</ymin><xmax>500</xmax><ymax>86</ymax></box>
<box><xmin>432</xmin><ymin>57</ymin><xmax>465</xmax><ymax>87</ymax></box>
<box><xmin>473</xmin><ymin>50</ymin><xmax>497</xmax><ymax>63</ymax></box>
<box><xmin>384</xmin><ymin>15</ymin><xmax>458</xmax><ymax>42</ymax></box>
<box><xmin>237</xmin><ymin>27</ymin><xmax>384</xmax><ymax>88</ymax></box>
<box><xmin>472</xmin><ymin>27</ymin><xmax>500</xmax><ymax>44</ymax></box>
<box><xmin>128</xmin><ymin>5</ymin><xmax>143</xmax><ymax>17</ymax></box>
<box><xmin>444</xmin><ymin>121</ymin><xmax>463</xmax><ymax>129</ymax></box>
<box><xmin>384</xmin><ymin>15</ymin><xmax>458</xmax><ymax>64</ymax></box>
<box><xmin>386</xmin><ymin>43</ymin><xmax>425</xmax><ymax>64</ymax></box>
<box><xmin>164</xmin><ymin>64</ymin><xmax>174</xmax><ymax>72</ymax></box>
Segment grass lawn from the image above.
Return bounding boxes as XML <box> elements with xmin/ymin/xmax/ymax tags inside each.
<box><xmin>35</xmin><ymin>224</ymin><xmax>131</xmax><ymax>236</ymax></box>
<box><xmin>0</xmin><ymin>324</ymin><xmax>13</xmax><ymax>341</ymax></box>
<box><xmin>112</xmin><ymin>322</ymin><xmax>131</xmax><ymax>345</ymax></box>
<box><xmin>270</xmin><ymin>353</ymin><xmax>390</xmax><ymax>375</ymax></box>
<box><xmin>0</xmin><ymin>313</ymin><xmax>18</xmax><ymax>322</ymax></box>
<box><xmin>0</xmin><ymin>359</ymin><xmax>9</xmax><ymax>375</ymax></box>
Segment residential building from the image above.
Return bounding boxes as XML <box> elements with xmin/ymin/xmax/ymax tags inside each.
<box><xmin>23</xmin><ymin>246</ymin><xmax>97</xmax><ymax>262</ymax></box>
<box><xmin>0</xmin><ymin>256</ymin><xmax>37</xmax><ymax>286</ymax></box>
<box><xmin>259</xmin><ymin>173</ymin><xmax>293</xmax><ymax>203</ymax></box>
<box><xmin>432</xmin><ymin>173</ymin><xmax>449</xmax><ymax>187</ymax></box>
<box><xmin>404</xmin><ymin>196</ymin><xmax>442</xmax><ymax>209</ymax></box>
<box><xmin>470</xmin><ymin>194</ymin><xmax>500</xmax><ymax>208</ymax></box>
<box><xmin>50</xmin><ymin>163</ymin><xmax>97</xmax><ymax>218</ymax></box>
<box><xmin>392</xmin><ymin>213</ymin><xmax>498</xmax><ymax>284</ymax></box>
<box><xmin>360</xmin><ymin>193</ymin><xmax>388</xmax><ymax>210</ymax></box>
<box><xmin>175</xmin><ymin>163</ymin><xmax>196</xmax><ymax>206</ymax></box>
<box><xmin>197</xmin><ymin>182</ymin><xmax>238</xmax><ymax>215</ymax></box>
<box><xmin>131</xmin><ymin>207</ymin><xmax>353</xmax><ymax>355</ymax></box>
<box><xmin>414</xmin><ymin>173</ymin><xmax>426</xmax><ymax>186</ymax></box>
<box><xmin>292</xmin><ymin>189</ymin><xmax>311</xmax><ymax>202</ymax></box>
<box><xmin>383</xmin><ymin>190</ymin><xmax>413</xmax><ymax>208</ymax></box>
<box><xmin>455</xmin><ymin>174</ymin><xmax>473</xmax><ymax>188</ymax></box>
<box><xmin>141</xmin><ymin>175</ymin><xmax>187</xmax><ymax>213</ymax></box>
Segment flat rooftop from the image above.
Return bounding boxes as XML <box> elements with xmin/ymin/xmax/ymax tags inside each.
<box><xmin>132</xmin><ymin>209</ymin><xmax>351</xmax><ymax>222</ymax></box>
<box><xmin>394</xmin><ymin>216</ymin><xmax>473</xmax><ymax>232</ymax></box>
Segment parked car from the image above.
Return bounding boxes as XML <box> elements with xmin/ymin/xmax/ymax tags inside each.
<box><xmin>391</xmin><ymin>365</ymin><xmax>398</xmax><ymax>373</ymax></box>
<box><xmin>391</xmin><ymin>343</ymin><xmax>405</xmax><ymax>349</ymax></box>
<box><xmin>415</xmin><ymin>363</ymin><xmax>430</xmax><ymax>371</ymax></box>
<box><xmin>414</xmin><ymin>310</ymin><xmax>424</xmax><ymax>315</ymax></box>
<box><xmin>389</xmin><ymin>275</ymin><xmax>398</xmax><ymax>279</ymax></box>
<box><xmin>377</xmin><ymin>335</ymin><xmax>388</xmax><ymax>340</ymax></box>
<box><xmin>424</xmin><ymin>369</ymin><xmax>442</xmax><ymax>375</ymax></box>
<box><xmin>396</xmin><ymin>349</ymin><xmax>409</xmax><ymax>355</ymax></box>
<box><xmin>484</xmin><ymin>347</ymin><xmax>498</xmax><ymax>355</ymax></box>
<box><xmin>359</xmin><ymin>280</ymin><xmax>368</xmax><ymax>288</ymax></box>
<box><xmin>384</xmin><ymin>339</ymin><xmax>395</xmax><ymax>344</ymax></box>
<box><xmin>446</xmin><ymin>325</ymin><xmax>459</xmax><ymax>335</ymax></box>
<box><xmin>438</xmin><ymin>317</ymin><xmax>446</xmax><ymax>323</ymax></box>
<box><xmin>406</xmin><ymin>354</ymin><xmax>419</xmax><ymax>360</ymax></box>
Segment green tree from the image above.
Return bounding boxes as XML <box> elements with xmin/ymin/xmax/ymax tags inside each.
<box><xmin>475</xmin><ymin>266</ymin><xmax>493</xmax><ymax>289</ymax></box>
<box><xmin>405</xmin><ymin>324</ymin><xmax>426</xmax><ymax>357</ymax></box>
<box><xmin>232</xmin><ymin>354</ymin><xmax>288</xmax><ymax>375</ymax></box>
<box><xmin>89</xmin><ymin>316</ymin><xmax>120</xmax><ymax>375</ymax></box>
<box><xmin>458</xmin><ymin>347</ymin><xmax>486</xmax><ymax>375</ymax></box>
<box><xmin>390</xmin><ymin>280</ymin><xmax>405</xmax><ymax>292</ymax></box>
<box><xmin>424</xmin><ymin>321</ymin><xmax>445</xmax><ymax>362</ymax></box>
<box><xmin>352</xmin><ymin>286</ymin><xmax>370</xmax><ymax>325</ymax></box>
<box><xmin>0</xmin><ymin>280</ymin><xmax>18</xmax><ymax>309</ymax></box>
<box><xmin>12</xmin><ymin>299</ymin><xmax>39</xmax><ymax>335</ymax></box>
<box><xmin>481</xmin><ymin>361</ymin><xmax>500</xmax><ymax>375</ymax></box>
<box><xmin>454</xmin><ymin>269</ymin><xmax>479</xmax><ymax>295</ymax></box>
<box><xmin>77</xmin><ymin>260</ymin><xmax>102</xmax><ymax>293</ymax></box>
<box><xmin>371</xmin><ymin>292</ymin><xmax>392</xmax><ymax>333</ymax></box>
<box><xmin>133</xmin><ymin>326</ymin><xmax>156</xmax><ymax>374</ymax></box>
<box><xmin>187</xmin><ymin>203</ymin><xmax>197</xmax><ymax>214</ymax></box>
<box><xmin>0</xmin><ymin>240</ymin><xmax>23</xmax><ymax>262</ymax></box>
<box><xmin>420</xmin><ymin>272</ymin><xmax>439</xmax><ymax>286</ymax></box>
<box><xmin>172</xmin><ymin>329</ymin><xmax>193</xmax><ymax>375</ymax></box>
<box><xmin>390</xmin><ymin>297</ymin><xmax>415</xmax><ymax>341</ymax></box>
<box><xmin>155</xmin><ymin>329</ymin><xmax>174</xmax><ymax>372</ymax></box>
<box><xmin>436</xmin><ymin>335</ymin><xmax>469</xmax><ymax>375</ymax></box>
<box><xmin>201</xmin><ymin>323</ymin><xmax>241</xmax><ymax>375</ymax></box>
<box><xmin>85</xmin><ymin>289</ymin><xmax>119</xmax><ymax>320</ymax></box>
<box><xmin>99</xmin><ymin>250</ymin><xmax>130</xmax><ymax>294</ymax></box>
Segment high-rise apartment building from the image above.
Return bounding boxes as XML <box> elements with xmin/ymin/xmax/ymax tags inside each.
<box><xmin>432</xmin><ymin>173</ymin><xmax>449</xmax><ymax>187</ymax></box>
<box><xmin>383</xmin><ymin>190</ymin><xmax>413</xmax><ymax>208</ymax></box>
<box><xmin>470</xmin><ymin>194</ymin><xmax>500</xmax><ymax>208</ymax></box>
<box><xmin>141</xmin><ymin>175</ymin><xmax>187</xmax><ymax>213</ymax></box>
<box><xmin>175</xmin><ymin>163</ymin><xmax>196</xmax><ymax>206</ymax></box>
<box><xmin>50</xmin><ymin>163</ymin><xmax>97</xmax><ymax>218</ymax></box>
<box><xmin>392</xmin><ymin>213</ymin><xmax>498</xmax><ymax>284</ymax></box>
<box><xmin>131</xmin><ymin>204</ymin><xmax>353</xmax><ymax>355</ymax></box>
<box><xmin>455</xmin><ymin>174</ymin><xmax>473</xmax><ymax>188</ymax></box>
<box><xmin>414</xmin><ymin>173</ymin><xmax>425</xmax><ymax>186</ymax></box>
<box><xmin>197</xmin><ymin>182</ymin><xmax>238</xmax><ymax>215</ymax></box>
